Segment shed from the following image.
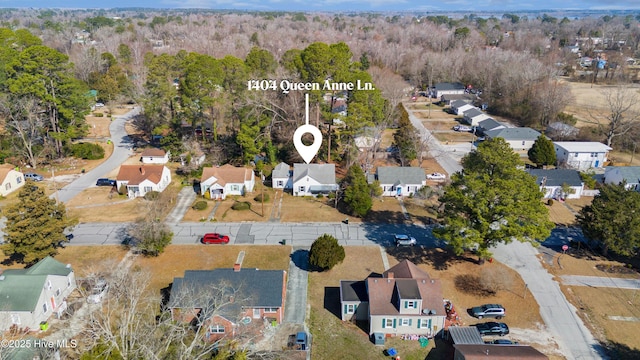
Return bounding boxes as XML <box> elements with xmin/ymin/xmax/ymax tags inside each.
<box><xmin>447</xmin><ymin>326</ymin><xmax>484</xmax><ymax>344</ymax></box>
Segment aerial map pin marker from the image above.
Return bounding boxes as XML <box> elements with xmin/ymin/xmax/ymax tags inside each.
<box><xmin>293</xmin><ymin>94</ymin><xmax>323</xmax><ymax>164</ymax></box>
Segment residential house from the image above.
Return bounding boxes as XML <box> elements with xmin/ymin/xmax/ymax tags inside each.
<box><xmin>432</xmin><ymin>82</ymin><xmax>466</xmax><ymax>98</ymax></box>
<box><xmin>116</xmin><ymin>164</ymin><xmax>172</xmax><ymax>198</ymax></box>
<box><xmin>200</xmin><ymin>165</ymin><xmax>256</xmax><ymax>200</ymax></box>
<box><xmin>462</xmin><ymin>108</ymin><xmax>490</xmax><ymax>127</ymax></box>
<box><xmin>370</xmin><ymin>167</ymin><xmax>426</xmax><ymax>197</ymax></box>
<box><xmin>440</xmin><ymin>93</ymin><xmax>476</xmax><ymax>105</ymax></box>
<box><xmin>526</xmin><ymin>168</ymin><xmax>584</xmax><ymax>199</ymax></box>
<box><xmin>0</xmin><ymin>164</ymin><xmax>25</xmax><ymax>197</ymax></box>
<box><xmin>453</xmin><ymin>344</ymin><xmax>549</xmax><ymax>360</ymax></box>
<box><xmin>0</xmin><ymin>256</ymin><xmax>76</xmax><ymax>332</ymax></box>
<box><xmin>484</xmin><ymin>128</ymin><xmax>542</xmax><ymax>152</ymax></box>
<box><xmin>292</xmin><ymin>163</ymin><xmax>337</xmax><ymax>196</ymax></box>
<box><xmin>554</xmin><ymin>142</ymin><xmax>612</xmax><ymax>170</ymax></box>
<box><xmin>604</xmin><ymin>166</ymin><xmax>640</xmax><ymax>191</ymax></box>
<box><xmin>450</xmin><ymin>100</ymin><xmax>475</xmax><ymax>116</ymax></box>
<box><xmin>476</xmin><ymin>118</ymin><xmax>505</xmax><ymax>135</ymax></box>
<box><xmin>340</xmin><ymin>260</ymin><xmax>446</xmax><ymax>338</ymax></box>
<box><xmin>140</xmin><ymin>148</ymin><xmax>170</xmax><ymax>164</ymax></box>
<box><xmin>271</xmin><ymin>162</ymin><xmax>292</xmax><ymax>190</ymax></box>
<box><xmin>168</xmin><ymin>265</ymin><xmax>286</xmax><ymax>339</ymax></box>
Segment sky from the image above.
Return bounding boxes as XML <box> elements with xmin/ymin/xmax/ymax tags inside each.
<box><xmin>3</xmin><ymin>0</ymin><xmax>640</xmax><ymax>12</ymax></box>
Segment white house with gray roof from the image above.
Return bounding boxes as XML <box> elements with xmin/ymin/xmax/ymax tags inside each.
<box><xmin>554</xmin><ymin>142</ymin><xmax>612</xmax><ymax>170</ymax></box>
<box><xmin>292</xmin><ymin>163</ymin><xmax>338</xmax><ymax>196</ymax></box>
<box><xmin>271</xmin><ymin>162</ymin><xmax>292</xmax><ymax>190</ymax></box>
<box><xmin>450</xmin><ymin>100</ymin><xmax>475</xmax><ymax>116</ymax></box>
<box><xmin>604</xmin><ymin>166</ymin><xmax>640</xmax><ymax>191</ymax></box>
<box><xmin>432</xmin><ymin>82</ymin><xmax>465</xmax><ymax>98</ymax></box>
<box><xmin>526</xmin><ymin>168</ymin><xmax>584</xmax><ymax>199</ymax></box>
<box><xmin>0</xmin><ymin>256</ymin><xmax>76</xmax><ymax>331</ymax></box>
<box><xmin>477</xmin><ymin>118</ymin><xmax>505</xmax><ymax>134</ymax></box>
<box><xmin>484</xmin><ymin>128</ymin><xmax>542</xmax><ymax>152</ymax></box>
<box><xmin>372</xmin><ymin>167</ymin><xmax>426</xmax><ymax>197</ymax></box>
<box><xmin>462</xmin><ymin>107</ymin><xmax>490</xmax><ymax>126</ymax></box>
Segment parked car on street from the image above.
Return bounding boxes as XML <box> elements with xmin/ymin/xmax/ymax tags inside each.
<box><xmin>471</xmin><ymin>304</ymin><xmax>505</xmax><ymax>319</ymax></box>
<box><xmin>453</xmin><ymin>125</ymin><xmax>472</xmax><ymax>132</ymax></box>
<box><xmin>426</xmin><ymin>173</ymin><xmax>446</xmax><ymax>180</ymax></box>
<box><xmin>201</xmin><ymin>233</ymin><xmax>230</xmax><ymax>244</ymax></box>
<box><xmin>394</xmin><ymin>234</ymin><xmax>417</xmax><ymax>247</ymax></box>
<box><xmin>474</xmin><ymin>322</ymin><xmax>509</xmax><ymax>336</ymax></box>
<box><xmin>487</xmin><ymin>339</ymin><xmax>517</xmax><ymax>345</ymax></box>
<box><xmin>24</xmin><ymin>173</ymin><xmax>44</xmax><ymax>181</ymax></box>
<box><xmin>96</xmin><ymin>178</ymin><xmax>116</xmax><ymax>186</ymax></box>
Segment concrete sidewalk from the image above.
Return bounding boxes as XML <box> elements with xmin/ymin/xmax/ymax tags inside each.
<box><xmin>561</xmin><ymin>275</ymin><xmax>640</xmax><ymax>289</ymax></box>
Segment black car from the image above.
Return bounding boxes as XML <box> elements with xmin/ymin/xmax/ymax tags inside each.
<box><xmin>474</xmin><ymin>322</ymin><xmax>509</xmax><ymax>336</ymax></box>
<box><xmin>96</xmin><ymin>178</ymin><xmax>116</xmax><ymax>186</ymax></box>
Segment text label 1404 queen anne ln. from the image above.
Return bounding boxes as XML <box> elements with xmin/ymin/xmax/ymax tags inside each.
<box><xmin>247</xmin><ymin>79</ymin><xmax>375</xmax><ymax>93</ymax></box>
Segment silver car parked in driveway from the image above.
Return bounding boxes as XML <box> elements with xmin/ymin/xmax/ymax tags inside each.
<box><xmin>394</xmin><ymin>234</ymin><xmax>417</xmax><ymax>246</ymax></box>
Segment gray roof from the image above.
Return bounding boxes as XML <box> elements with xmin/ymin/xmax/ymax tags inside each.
<box><xmin>376</xmin><ymin>167</ymin><xmax>426</xmax><ymax>186</ymax></box>
<box><xmin>477</xmin><ymin>118</ymin><xmax>503</xmax><ymax>131</ymax></box>
<box><xmin>395</xmin><ymin>279</ymin><xmax>421</xmax><ymax>299</ymax></box>
<box><xmin>527</xmin><ymin>169</ymin><xmax>583</xmax><ymax>187</ymax></box>
<box><xmin>450</xmin><ymin>99</ymin><xmax>469</xmax><ymax>108</ymax></box>
<box><xmin>462</xmin><ymin>107</ymin><xmax>484</xmax><ymax>118</ymax></box>
<box><xmin>447</xmin><ymin>326</ymin><xmax>484</xmax><ymax>344</ymax></box>
<box><xmin>340</xmin><ymin>280</ymin><xmax>368</xmax><ymax>302</ymax></box>
<box><xmin>272</xmin><ymin>162</ymin><xmax>290</xmax><ymax>179</ymax></box>
<box><xmin>293</xmin><ymin>163</ymin><xmax>336</xmax><ymax>185</ymax></box>
<box><xmin>0</xmin><ymin>257</ymin><xmax>72</xmax><ymax>312</ymax></box>
<box><xmin>605</xmin><ymin>166</ymin><xmax>640</xmax><ymax>183</ymax></box>
<box><xmin>485</xmin><ymin>127</ymin><xmax>542</xmax><ymax>141</ymax></box>
<box><xmin>169</xmin><ymin>268</ymin><xmax>285</xmax><ymax>312</ymax></box>
<box><xmin>434</xmin><ymin>82</ymin><xmax>465</xmax><ymax>91</ymax></box>
<box><xmin>440</xmin><ymin>94</ymin><xmax>475</xmax><ymax>103</ymax></box>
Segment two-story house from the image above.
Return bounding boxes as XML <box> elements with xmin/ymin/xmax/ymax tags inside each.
<box><xmin>604</xmin><ymin>166</ymin><xmax>640</xmax><ymax>191</ymax></box>
<box><xmin>0</xmin><ymin>257</ymin><xmax>77</xmax><ymax>331</ymax></box>
<box><xmin>0</xmin><ymin>164</ymin><xmax>25</xmax><ymax>197</ymax></box>
<box><xmin>340</xmin><ymin>260</ymin><xmax>446</xmax><ymax>340</ymax></box>
<box><xmin>554</xmin><ymin>142</ymin><xmax>612</xmax><ymax>170</ymax></box>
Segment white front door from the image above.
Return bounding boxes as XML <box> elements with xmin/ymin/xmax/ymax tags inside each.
<box><xmin>253</xmin><ymin>308</ymin><xmax>261</xmax><ymax>319</ymax></box>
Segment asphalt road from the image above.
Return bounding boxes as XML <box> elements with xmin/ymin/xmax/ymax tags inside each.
<box><xmin>51</xmin><ymin>107</ymin><xmax>141</xmax><ymax>204</ymax></box>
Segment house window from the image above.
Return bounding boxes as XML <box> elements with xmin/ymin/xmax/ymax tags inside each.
<box><xmin>574</xmin><ymin>153</ymin><xmax>579</xmax><ymax>157</ymax></box>
<box><xmin>345</xmin><ymin>304</ymin><xmax>356</xmax><ymax>314</ymax></box>
<box><xmin>16</xmin><ymin>176</ymin><xmax>22</xmax><ymax>184</ymax></box>
<box><xmin>400</xmin><ymin>318</ymin><xmax>411</xmax><ymax>326</ymax></box>
<box><xmin>383</xmin><ymin>319</ymin><xmax>394</xmax><ymax>328</ymax></box>
<box><xmin>5</xmin><ymin>183</ymin><xmax>10</xmax><ymax>191</ymax></box>
<box><xmin>405</xmin><ymin>301</ymin><xmax>417</xmax><ymax>309</ymax></box>
<box><xmin>298</xmin><ymin>186</ymin><xmax>305</xmax><ymax>193</ymax></box>
<box><xmin>144</xmin><ymin>186</ymin><xmax>153</xmax><ymax>193</ymax></box>
<box><xmin>55</xmin><ymin>288</ymin><xmax>61</xmax><ymax>297</ymax></box>
<box><xmin>43</xmin><ymin>303</ymin><xmax>48</xmax><ymax>313</ymax></box>
<box><xmin>67</xmin><ymin>276</ymin><xmax>72</xmax><ymax>287</ymax></box>
<box><xmin>418</xmin><ymin>318</ymin><xmax>432</xmax><ymax>329</ymax></box>
<box><xmin>264</xmin><ymin>307</ymin><xmax>278</xmax><ymax>313</ymax></box>
<box><xmin>522</xmin><ymin>141</ymin><xmax>525</xmax><ymax>146</ymax></box>
<box><xmin>209</xmin><ymin>325</ymin><xmax>225</xmax><ymax>334</ymax></box>
<box><xmin>10</xmin><ymin>313</ymin><xmax>20</xmax><ymax>325</ymax></box>
<box><xmin>46</xmin><ymin>280</ymin><xmax>52</xmax><ymax>290</ymax></box>
<box><xmin>231</xmin><ymin>185</ymin><xmax>239</xmax><ymax>191</ymax></box>
<box><xmin>277</xmin><ymin>180</ymin><xmax>283</xmax><ymax>187</ymax></box>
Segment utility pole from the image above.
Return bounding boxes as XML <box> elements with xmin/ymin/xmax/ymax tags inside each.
<box><xmin>260</xmin><ymin>171</ymin><xmax>264</xmax><ymax>217</ymax></box>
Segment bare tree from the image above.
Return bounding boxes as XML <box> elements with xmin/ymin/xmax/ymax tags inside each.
<box><xmin>585</xmin><ymin>85</ymin><xmax>640</xmax><ymax>147</ymax></box>
<box><xmin>0</xmin><ymin>95</ymin><xmax>48</xmax><ymax>168</ymax></box>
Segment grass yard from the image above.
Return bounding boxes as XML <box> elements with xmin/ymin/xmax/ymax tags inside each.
<box><xmin>403</xmin><ymin>198</ymin><xmax>438</xmax><ymax>225</ymax></box>
<box><xmin>134</xmin><ymin>245</ymin><xmax>292</xmax><ymax>292</ymax></box>
<box><xmin>53</xmin><ymin>246</ymin><xmax>128</xmax><ymax>277</ymax></box>
<box><xmin>67</xmin><ymin>197</ymin><xmax>147</xmax><ymax>223</ymax></box>
<box><xmin>365</xmin><ymin>197</ymin><xmax>406</xmax><ymax>223</ymax></box>
<box><xmin>546</xmin><ymin>201</ymin><xmax>577</xmax><ymax>225</ymax></box>
<box><xmin>420</xmin><ymin>120</ymin><xmax>458</xmax><ymax>131</ymax></box>
<box><xmin>280</xmin><ymin>194</ymin><xmax>361</xmax><ymax>223</ymax></box>
<box><xmin>431</xmin><ymin>131</ymin><xmax>474</xmax><ymax>143</ymax></box>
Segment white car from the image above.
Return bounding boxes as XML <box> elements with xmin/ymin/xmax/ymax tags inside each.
<box><xmin>87</xmin><ymin>279</ymin><xmax>109</xmax><ymax>303</ymax></box>
<box><xmin>394</xmin><ymin>234</ymin><xmax>417</xmax><ymax>247</ymax></box>
<box><xmin>453</xmin><ymin>125</ymin><xmax>472</xmax><ymax>132</ymax></box>
<box><xmin>427</xmin><ymin>172</ymin><xmax>447</xmax><ymax>180</ymax></box>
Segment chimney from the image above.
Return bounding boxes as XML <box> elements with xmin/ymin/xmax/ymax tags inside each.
<box><xmin>233</xmin><ymin>263</ymin><xmax>241</xmax><ymax>272</ymax></box>
<box><xmin>234</xmin><ymin>251</ymin><xmax>245</xmax><ymax>272</ymax></box>
<box><xmin>387</xmin><ymin>272</ymin><xmax>394</xmax><ymax>279</ymax></box>
<box><xmin>139</xmin><ymin>166</ymin><xmax>145</xmax><ymax>175</ymax></box>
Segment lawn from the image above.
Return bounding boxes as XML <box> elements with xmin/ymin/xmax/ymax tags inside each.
<box><xmin>546</xmin><ymin>201</ymin><xmax>577</xmax><ymax>225</ymax></box>
<box><xmin>134</xmin><ymin>245</ymin><xmax>292</xmax><ymax>292</ymax></box>
<box><xmin>280</xmin><ymin>194</ymin><xmax>361</xmax><ymax>223</ymax></box>
<box><xmin>53</xmin><ymin>246</ymin><xmax>128</xmax><ymax>277</ymax></box>
<box><xmin>431</xmin><ymin>131</ymin><xmax>474</xmax><ymax>143</ymax></box>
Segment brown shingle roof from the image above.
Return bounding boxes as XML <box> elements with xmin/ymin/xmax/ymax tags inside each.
<box><xmin>384</xmin><ymin>259</ymin><xmax>431</xmax><ymax>280</ymax></box>
<box><xmin>201</xmin><ymin>165</ymin><xmax>253</xmax><ymax>186</ymax></box>
<box><xmin>141</xmin><ymin>148</ymin><xmax>166</xmax><ymax>157</ymax></box>
<box><xmin>0</xmin><ymin>164</ymin><xmax>16</xmax><ymax>183</ymax></box>
<box><xmin>117</xmin><ymin>164</ymin><xmax>166</xmax><ymax>185</ymax></box>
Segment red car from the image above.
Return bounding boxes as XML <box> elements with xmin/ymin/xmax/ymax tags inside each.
<box><xmin>201</xmin><ymin>233</ymin><xmax>230</xmax><ymax>244</ymax></box>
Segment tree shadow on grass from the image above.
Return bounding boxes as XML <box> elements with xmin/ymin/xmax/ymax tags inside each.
<box><xmin>386</xmin><ymin>246</ymin><xmax>480</xmax><ymax>271</ymax></box>
<box><xmin>604</xmin><ymin>341</ymin><xmax>640</xmax><ymax>359</ymax></box>
<box><xmin>364</xmin><ymin>210</ymin><xmax>407</xmax><ymax>224</ymax></box>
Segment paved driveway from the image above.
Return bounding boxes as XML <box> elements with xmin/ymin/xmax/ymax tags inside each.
<box><xmin>284</xmin><ymin>248</ymin><xmax>309</xmax><ymax>324</ymax></box>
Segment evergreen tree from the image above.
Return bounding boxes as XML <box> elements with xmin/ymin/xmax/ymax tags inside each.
<box><xmin>342</xmin><ymin>164</ymin><xmax>373</xmax><ymax>217</ymax></box>
<box><xmin>578</xmin><ymin>182</ymin><xmax>640</xmax><ymax>256</ymax></box>
<box><xmin>528</xmin><ymin>135</ymin><xmax>556</xmax><ymax>168</ymax></box>
<box><xmin>2</xmin><ymin>184</ymin><xmax>77</xmax><ymax>265</ymax></box>
<box><xmin>393</xmin><ymin>103</ymin><xmax>418</xmax><ymax>166</ymax></box>
<box><xmin>309</xmin><ymin>234</ymin><xmax>345</xmax><ymax>271</ymax></box>
<box><xmin>434</xmin><ymin>138</ymin><xmax>554</xmax><ymax>260</ymax></box>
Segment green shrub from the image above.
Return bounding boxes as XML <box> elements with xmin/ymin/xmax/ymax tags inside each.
<box><xmin>192</xmin><ymin>200</ymin><xmax>208</xmax><ymax>211</ymax></box>
<box><xmin>309</xmin><ymin>234</ymin><xmax>345</xmax><ymax>271</ymax></box>
<box><xmin>94</xmin><ymin>113</ymin><xmax>104</xmax><ymax>117</ymax></box>
<box><xmin>231</xmin><ymin>201</ymin><xmax>251</xmax><ymax>211</ymax></box>
<box><xmin>327</xmin><ymin>192</ymin><xmax>336</xmax><ymax>199</ymax></box>
<box><xmin>71</xmin><ymin>142</ymin><xmax>105</xmax><ymax>160</ymax></box>
<box><xmin>547</xmin><ymin>199</ymin><xmax>554</xmax><ymax>206</ymax></box>
<box><xmin>144</xmin><ymin>191</ymin><xmax>160</xmax><ymax>201</ymax></box>
<box><xmin>316</xmin><ymin>193</ymin><xmax>324</xmax><ymax>199</ymax></box>
<box><xmin>254</xmin><ymin>193</ymin><xmax>270</xmax><ymax>202</ymax></box>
